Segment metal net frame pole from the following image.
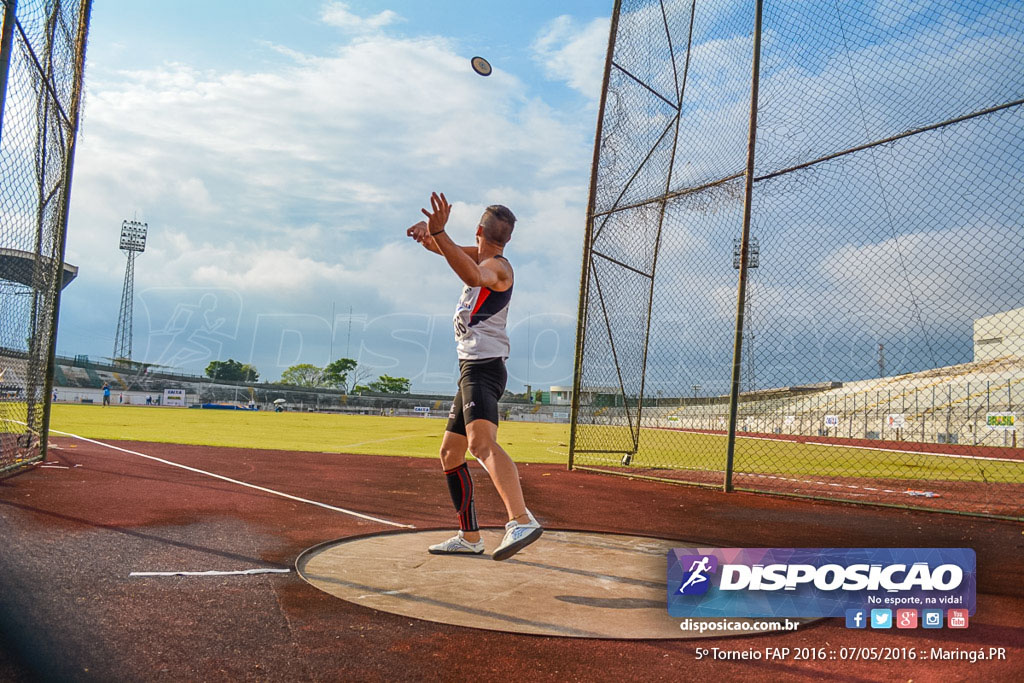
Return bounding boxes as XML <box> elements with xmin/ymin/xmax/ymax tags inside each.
<box><xmin>723</xmin><ymin>0</ymin><xmax>764</xmax><ymax>492</ymax></box>
<box><xmin>38</xmin><ymin>0</ymin><xmax>92</xmax><ymax>459</ymax></box>
<box><xmin>631</xmin><ymin>0</ymin><xmax>691</xmax><ymax>464</ymax></box>
<box><xmin>568</xmin><ymin>0</ymin><xmax>621</xmax><ymax>470</ymax></box>
<box><xmin>0</xmin><ymin>0</ymin><xmax>16</xmax><ymax>142</ymax></box>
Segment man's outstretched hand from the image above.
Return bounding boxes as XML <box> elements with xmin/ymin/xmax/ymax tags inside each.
<box><xmin>421</xmin><ymin>192</ymin><xmax>451</xmax><ymax>236</ymax></box>
<box><xmin>406</xmin><ymin>220</ymin><xmax>430</xmax><ymax>244</ymax></box>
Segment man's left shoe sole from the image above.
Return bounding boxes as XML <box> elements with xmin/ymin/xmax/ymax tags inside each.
<box><xmin>428</xmin><ymin>548</ymin><xmax>483</xmax><ymax>555</ymax></box>
<box><xmin>491</xmin><ymin>527</ymin><xmax>543</xmax><ymax>561</ymax></box>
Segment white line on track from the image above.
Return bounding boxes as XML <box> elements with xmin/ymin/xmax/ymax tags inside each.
<box><xmin>335</xmin><ymin>433</ymin><xmax>425</xmax><ymax>449</ymax></box>
<box><xmin>468</xmin><ymin>455</ymin><xmax>490</xmax><ymax>476</ymax></box>
<box><xmin>130</xmin><ymin>568</ymin><xmax>292</xmax><ymax>577</ymax></box>
<box><xmin>799</xmin><ymin>439</ymin><xmax>1017</xmax><ymax>463</ymax></box>
<box><xmin>657</xmin><ymin>427</ymin><xmax>1021</xmax><ymax>463</ymax></box>
<box><xmin>584</xmin><ymin>459</ymin><xmax>915</xmax><ymax>496</ymax></box>
<box><xmin>46</xmin><ymin>427</ymin><xmax>414</xmax><ymax>529</ymax></box>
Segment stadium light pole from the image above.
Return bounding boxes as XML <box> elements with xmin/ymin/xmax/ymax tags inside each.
<box><xmin>113</xmin><ymin>219</ymin><xmax>147</xmax><ymax>362</ymax></box>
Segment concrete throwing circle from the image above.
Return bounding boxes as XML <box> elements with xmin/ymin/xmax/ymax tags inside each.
<box><xmin>297</xmin><ymin>529</ymin><xmax>816</xmax><ymax>639</ymax></box>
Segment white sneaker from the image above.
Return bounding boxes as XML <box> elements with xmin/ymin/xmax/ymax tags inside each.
<box><xmin>428</xmin><ymin>530</ymin><xmax>484</xmax><ymax>555</ymax></box>
<box><xmin>492</xmin><ymin>511</ymin><xmax>543</xmax><ymax>561</ymax></box>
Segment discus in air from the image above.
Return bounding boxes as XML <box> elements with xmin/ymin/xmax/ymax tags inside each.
<box><xmin>471</xmin><ymin>56</ymin><xmax>492</xmax><ymax>77</ymax></box>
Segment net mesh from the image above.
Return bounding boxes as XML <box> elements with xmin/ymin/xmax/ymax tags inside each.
<box><xmin>0</xmin><ymin>0</ymin><xmax>90</xmax><ymax>474</ymax></box>
<box><xmin>571</xmin><ymin>0</ymin><xmax>1024</xmax><ymax>519</ymax></box>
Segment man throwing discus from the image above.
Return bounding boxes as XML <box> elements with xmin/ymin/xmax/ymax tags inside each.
<box><xmin>407</xmin><ymin>192</ymin><xmax>542</xmax><ymax>561</ymax></box>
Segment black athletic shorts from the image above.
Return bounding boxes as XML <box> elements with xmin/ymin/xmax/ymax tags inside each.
<box><xmin>445</xmin><ymin>357</ymin><xmax>507</xmax><ymax>435</ymax></box>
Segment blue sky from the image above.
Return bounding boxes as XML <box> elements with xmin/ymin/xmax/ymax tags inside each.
<box><xmin>59</xmin><ymin>1</ymin><xmax>614</xmax><ymax>391</ymax></box>
<box><xmin>580</xmin><ymin>0</ymin><xmax>1023</xmax><ymax>397</ymax></box>
<box><xmin>55</xmin><ymin>0</ymin><xmax>1024</xmax><ymax>397</ymax></box>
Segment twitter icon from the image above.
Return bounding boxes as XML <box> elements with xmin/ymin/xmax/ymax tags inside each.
<box><xmin>870</xmin><ymin>609</ymin><xmax>892</xmax><ymax>629</ymax></box>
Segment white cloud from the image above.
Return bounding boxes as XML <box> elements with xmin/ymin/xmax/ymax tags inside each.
<box><xmin>532</xmin><ymin>15</ymin><xmax>610</xmax><ymax>100</ymax></box>
<box><xmin>62</xmin><ymin>25</ymin><xmax>594</xmax><ymax>382</ymax></box>
<box><xmin>872</xmin><ymin>0</ymin><xmax>929</xmax><ymax>29</ymax></box>
<box><xmin>320</xmin><ymin>2</ymin><xmax>400</xmax><ymax>33</ymax></box>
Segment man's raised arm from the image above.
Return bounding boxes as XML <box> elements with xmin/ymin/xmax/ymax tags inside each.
<box><xmin>419</xmin><ymin>192</ymin><xmax>508</xmax><ymax>289</ymax></box>
<box><xmin>407</xmin><ymin>220</ymin><xmax>478</xmax><ymax>260</ymax></box>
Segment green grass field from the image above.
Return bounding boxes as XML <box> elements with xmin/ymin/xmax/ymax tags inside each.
<box><xmin>49</xmin><ymin>404</ymin><xmax>571</xmax><ymax>463</ymax></box>
<box><xmin>574</xmin><ymin>425</ymin><xmax>1024</xmax><ymax>483</ymax></box>
<box><xmin>47</xmin><ymin>404</ymin><xmax>1024</xmax><ymax>483</ymax></box>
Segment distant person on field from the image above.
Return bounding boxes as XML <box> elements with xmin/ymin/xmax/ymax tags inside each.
<box><xmin>102</xmin><ymin>383</ymin><xmax>111</xmax><ymax>406</ymax></box>
<box><xmin>407</xmin><ymin>193</ymin><xmax>542</xmax><ymax>561</ymax></box>
<box><xmin>118</xmin><ymin>392</ymin><xmax>123</xmax><ymax>404</ymax></box>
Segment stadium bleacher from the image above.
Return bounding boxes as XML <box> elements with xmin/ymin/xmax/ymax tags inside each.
<box><xmin>640</xmin><ymin>356</ymin><xmax>1024</xmax><ymax>448</ymax></box>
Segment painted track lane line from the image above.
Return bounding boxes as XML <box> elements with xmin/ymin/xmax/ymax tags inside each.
<box><xmin>653</xmin><ymin>426</ymin><xmax>1021</xmax><ymax>463</ymax></box>
<box><xmin>130</xmin><ymin>568</ymin><xmax>292</xmax><ymax>577</ymax></box>
<box><xmin>47</xmin><ymin>427</ymin><xmax>414</xmax><ymax>529</ymax></box>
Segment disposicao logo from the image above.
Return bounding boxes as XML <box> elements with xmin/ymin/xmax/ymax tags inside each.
<box><xmin>666</xmin><ymin>548</ymin><xmax>975</xmax><ymax>619</ymax></box>
<box><xmin>675</xmin><ymin>555</ymin><xmax>718</xmax><ymax>595</ymax></box>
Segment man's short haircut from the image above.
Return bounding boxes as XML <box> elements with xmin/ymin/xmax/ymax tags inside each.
<box><xmin>480</xmin><ymin>205</ymin><xmax>516</xmax><ymax>246</ymax></box>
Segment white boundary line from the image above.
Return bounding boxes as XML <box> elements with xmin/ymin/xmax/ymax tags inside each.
<box><xmin>654</xmin><ymin>427</ymin><xmax>1021</xmax><ymax>463</ymax></box>
<box><xmin>130</xmin><ymin>568</ymin><xmax>291</xmax><ymax>577</ymax></box>
<box><xmin>46</xmin><ymin>427</ymin><xmax>414</xmax><ymax>529</ymax></box>
<box><xmin>578</xmin><ymin>459</ymin><xmax>925</xmax><ymax>496</ymax></box>
<box><xmin>799</xmin><ymin>439</ymin><xmax>1016</xmax><ymax>463</ymax></box>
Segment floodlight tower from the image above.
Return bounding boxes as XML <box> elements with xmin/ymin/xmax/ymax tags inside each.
<box><xmin>113</xmin><ymin>220</ymin><xmax>147</xmax><ymax>362</ymax></box>
<box><xmin>733</xmin><ymin>235</ymin><xmax>759</xmax><ymax>392</ymax></box>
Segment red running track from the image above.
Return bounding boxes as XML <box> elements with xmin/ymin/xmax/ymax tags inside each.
<box><xmin>0</xmin><ymin>436</ymin><xmax>1021</xmax><ymax>681</ymax></box>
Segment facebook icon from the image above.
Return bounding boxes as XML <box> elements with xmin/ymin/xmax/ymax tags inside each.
<box><xmin>845</xmin><ymin>609</ymin><xmax>867</xmax><ymax>629</ymax></box>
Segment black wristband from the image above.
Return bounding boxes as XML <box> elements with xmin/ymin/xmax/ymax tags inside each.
<box><xmin>430</xmin><ymin>229</ymin><xmax>445</xmax><ymax>236</ymax></box>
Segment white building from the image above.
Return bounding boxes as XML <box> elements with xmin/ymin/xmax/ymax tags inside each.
<box><xmin>974</xmin><ymin>307</ymin><xmax>1024</xmax><ymax>361</ymax></box>
<box><xmin>548</xmin><ymin>386</ymin><xmax>573</xmax><ymax>405</ymax></box>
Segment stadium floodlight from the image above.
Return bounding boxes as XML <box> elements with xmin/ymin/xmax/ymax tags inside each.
<box><xmin>119</xmin><ymin>220</ymin><xmax>148</xmax><ymax>252</ymax></box>
<box><xmin>113</xmin><ymin>220</ymin><xmax>148</xmax><ymax>361</ymax></box>
<box><xmin>732</xmin><ymin>236</ymin><xmax>759</xmax><ymax>270</ymax></box>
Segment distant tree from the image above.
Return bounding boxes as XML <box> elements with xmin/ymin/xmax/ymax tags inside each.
<box><xmin>206</xmin><ymin>359</ymin><xmax>259</xmax><ymax>382</ymax></box>
<box><xmin>240</xmin><ymin>363</ymin><xmax>259</xmax><ymax>382</ymax></box>
<box><xmin>323</xmin><ymin>358</ymin><xmax>358</xmax><ymax>389</ymax></box>
<box><xmin>280</xmin><ymin>363</ymin><xmax>326</xmax><ymax>387</ymax></box>
<box><xmin>343</xmin><ymin>365</ymin><xmax>373</xmax><ymax>394</ymax></box>
<box><xmin>368</xmin><ymin>375</ymin><xmax>411</xmax><ymax>394</ymax></box>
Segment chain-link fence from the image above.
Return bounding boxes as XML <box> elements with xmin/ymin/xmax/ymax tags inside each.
<box><xmin>570</xmin><ymin>0</ymin><xmax>1024</xmax><ymax>520</ymax></box>
<box><xmin>0</xmin><ymin>0</ymin><xmax>91</xmax><ymax>474</ymax></box>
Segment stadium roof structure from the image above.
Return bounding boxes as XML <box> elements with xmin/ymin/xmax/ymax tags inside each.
<box><xmin>0</xmin><ymin>247</ymin><xmax>78</xmax><ymax>290</ymax></box>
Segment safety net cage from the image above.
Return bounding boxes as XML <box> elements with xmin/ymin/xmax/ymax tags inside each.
<box><xmin>569</xmin><ymin>0</ymin><xmax>1024</xmax><ymax>520</ymax></box>
<box><xmin>0</xmin><ymin>0</ymin><xmax>91</xmax><ymax>474</ymax></box>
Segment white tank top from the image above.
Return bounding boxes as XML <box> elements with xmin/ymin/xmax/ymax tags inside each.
<box><xmin>454</xmin><ymin>260</ymin><xmax>512</xmax><ymax>360</ymax></box>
